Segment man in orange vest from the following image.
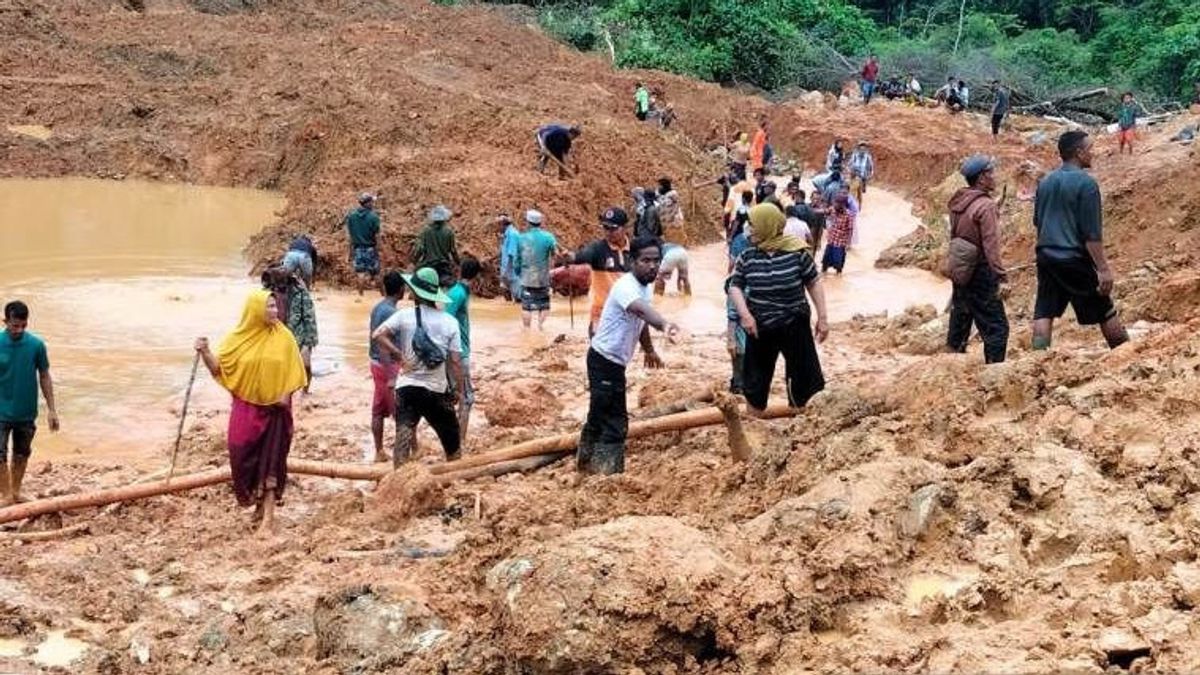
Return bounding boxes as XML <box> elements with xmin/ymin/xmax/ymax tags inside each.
<box><xmin>750</xmin><ymin>118</ymin><xmax>769</xmax><ymax>171</ymax></box>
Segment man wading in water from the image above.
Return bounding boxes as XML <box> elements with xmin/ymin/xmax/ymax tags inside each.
<box><xmin>578</xmin><ymin>237</ymin><xmax>680</xmax><ymax>475</ymax></box>
<box><xmin>0</xmin><ymin>301</ymin><xmax>59</xmax><ymax>505</ymax></box>
<box><xmin>345</xmin><ymin>192</ymin><xmax>381</xmax><ymax>297</ymax></box>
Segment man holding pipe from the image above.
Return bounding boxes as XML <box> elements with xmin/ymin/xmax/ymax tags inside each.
<box><xmin>577</xmin><ymin>236</ymin><xmax>680</xmax><ymax>475</ymax></box>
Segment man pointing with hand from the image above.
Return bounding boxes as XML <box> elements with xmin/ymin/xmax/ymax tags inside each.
<box><xmin>577</xmin><ymin>236</ymin><xmax>681</xmax><ymax>475</ymax></box>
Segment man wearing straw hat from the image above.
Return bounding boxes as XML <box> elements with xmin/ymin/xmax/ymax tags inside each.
<box><xmin>371</xmin><ymin>267</ymin><xmax>466</xmax><ymax>465</ymax></box>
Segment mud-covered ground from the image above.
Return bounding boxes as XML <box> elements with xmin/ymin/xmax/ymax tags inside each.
<box><xmin>5</xmin><ymin>0</ymin><xmax>1200</xmax><ymax>672</ymax></box>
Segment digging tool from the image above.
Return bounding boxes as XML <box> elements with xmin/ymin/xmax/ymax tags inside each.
<box><xmin>568</xmin><ymin>277</ymin><xmax>575</xmax><ymax>329</ymax></box>
<box><xmin>168</xmin><ymin>352</ymin><xmax>201</xmax><ymax>481</ymax></box>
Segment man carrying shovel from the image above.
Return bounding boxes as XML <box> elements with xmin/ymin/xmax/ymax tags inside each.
<box><xmin>536</xmin><ymin>123</ymin><xmax>581</xmax><ymax>179</ymax></box>
<box><xmin>577</xmin><ymin>237</ymin><xmax>680</xmax><ymax>475</ymax></box>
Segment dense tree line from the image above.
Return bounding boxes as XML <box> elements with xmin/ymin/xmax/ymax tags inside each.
<box><xmin>463</xmin><ymin>0</ymin><xmax>1199</xmax><ymax>105</ymax></box>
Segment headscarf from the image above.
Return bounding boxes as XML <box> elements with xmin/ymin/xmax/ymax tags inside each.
<box><xmin>749</xmin><ymin>203</ymin><xmax>807</xmax><ymax>252</ymax></box>
<box><xmin>215</xmin><ymin>289</ymin><xmax>308</xmax><ymax>405</ymax></box>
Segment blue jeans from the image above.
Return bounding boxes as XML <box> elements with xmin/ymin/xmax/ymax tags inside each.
<box><xmin>860</xmin><ymin>80</ymin><xmax>876</xmax><ymax>103</ymax></box>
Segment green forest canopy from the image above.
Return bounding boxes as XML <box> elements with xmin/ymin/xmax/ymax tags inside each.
<box><xmin>470</xmin><ymin>0</ymin><xmax>1199</xmax><ymax>104</ymax></box>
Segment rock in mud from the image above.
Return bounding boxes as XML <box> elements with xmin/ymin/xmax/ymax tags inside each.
<box><xmin>482</xmin><ymin>377</ymin><xmax>563</xmax><ymax>428</ymax></box>
<box><xmin>313</xmin><ymin>584</ymin><xmax>448</xmax><ymax>671</ymax></box>
<box><xmin>367</xmin><ymin>464</ymin><xmax>445</xmax><ymax>530</ymax></box>
<box><xmin>899</xmin><ymin>483</ymin><xmax>956</xmax><ymax>539</ymax></box>
<box><xmin>486</xmin><ymin>515</ymin><xmax>749</xmax><ymax>672</ymax></box>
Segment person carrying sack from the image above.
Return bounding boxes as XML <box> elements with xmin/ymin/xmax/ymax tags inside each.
<box><xmin>944</xmin><ymin>155</ymin><xmax>1009</xmax><ymax>364</ymax></box>
<box><xmin>371</xmin><ymin>267</ymin><xmax>466</xmax><ymax>465</ymax></box>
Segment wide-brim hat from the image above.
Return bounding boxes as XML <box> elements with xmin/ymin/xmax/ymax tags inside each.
<box><xmin>403</xmin><ymin>267</ymin><xmax>451</xmax><ymax>304</ymax></box>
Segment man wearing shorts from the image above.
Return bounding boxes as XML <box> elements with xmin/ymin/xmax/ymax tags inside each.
<box><xmin>515</xmin><ymin>209</ymin><xmax>560</xmax><ymax>330</ymax></box>
<box><xmin>345</xmin><ymin>192</ymin><xmax>381</xmax><ymax>296</ymax></box>
<box><xmin>368</xmin><ymin>271</ymin><xmax>404</xmax><ymax>463</ymax></box>
<box><xmin>1032</xmin><ymin>131</ymin><xmax>1128</xmax><ymax>350</ymax></box>
<box><xmin>1</xmin><ymin>301</ymin><xmax>59</xmax><ymax>505</ymax></box>
<box><xmin>655</xmin><ymin>243</ymin><xmax>690</xmax><ymax>296</ymax></box>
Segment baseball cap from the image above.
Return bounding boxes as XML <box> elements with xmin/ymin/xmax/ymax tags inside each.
<box><xmin>358</xmin><ymin>192</ymin><xmax>376</xmax><ymax>204</ymax></box>
<box><xmin>960</xmin><ymin>155</ymin><xmax>996</xmax><ymax>181</ymax></box>
<box><xmin>428</xmin><ymin>205</ymin><xmax>452</xmax><ymax>222</ymax></box>
<box><xmin>600</xmin><ymin>207</ymin><xmax>628</xmax><ymax>228</ymax></box>
<box><xmin>525</xmin><ymin>209</ymin><xmax>544</xmax><ymax>226</ymax></box>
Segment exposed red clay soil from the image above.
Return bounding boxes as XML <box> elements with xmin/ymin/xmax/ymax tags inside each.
<box><xmin>4</xmin><ymin>0</ymin><xmax>1200</xmax><ymax>673</ymax></box>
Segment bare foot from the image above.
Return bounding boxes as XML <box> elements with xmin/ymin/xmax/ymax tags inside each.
<box><xmin>373</xmin><ymin>452</ymin><xmax>391</xmax><ymax>464</ymax></box>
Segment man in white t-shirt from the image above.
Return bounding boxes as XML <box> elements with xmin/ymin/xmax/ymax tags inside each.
<box><xmin>579</xmin><ymin>237</ymin><xmax>681</xmax><ymax>475</ymax></box>
<box><xmin>370</xmin><ymin>267</ymin><xmax>466</xmax><ymax>465</ymax></box>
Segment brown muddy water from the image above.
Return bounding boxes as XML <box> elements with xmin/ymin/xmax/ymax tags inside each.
<box><xmin>1</xmin><ymin>177</ymin><xmax>947</xmax><ymax>466</ymax></box>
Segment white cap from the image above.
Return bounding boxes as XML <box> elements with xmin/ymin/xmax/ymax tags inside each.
<box><xmin>525</xmin><ymin>209</ymin><xmax>544</xmax><ymax>226</ymax></box>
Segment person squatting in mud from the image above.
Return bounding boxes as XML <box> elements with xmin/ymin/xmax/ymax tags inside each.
<box><xmin>945</xmin><ymin>155</ymin><xmax>1010</xmax><ymax>363</ymax></box>
<box><xmin>578</xmin><ymin>236</ymin><xmax>681</xmax><ymax>475</ymax></box>
<box><xmin>371</xmin><ymin>267</ymin><xmax>466</xmax><ymax>466</ymax></box>
<box><xmin>0</xmin><ymin>301</ymin><xmax>59</xmax><ymax>506</ymax></box>
<box><xmin>1032</xmin><ymin>130</ymin><xmax>1128</xmax><ymax>350</ymax></box>
<box><xmin>728</xmin><ymin>204</ymin><xmax>829</xmax><ymax>415</ymax></box>
<box><xmin>195</xmin><ymin>290</ymin><xmax>308</xmax><ymax>533</ymax></box>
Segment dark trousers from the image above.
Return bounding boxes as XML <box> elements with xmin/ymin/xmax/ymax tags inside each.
<box><xmin>743</xmin><ymin>313</ymin><xmax>825</xmax><ymax>410</ymax></box>
<box><xmin>394</xmin><ymin>386</ymin><xmax>461</xmax><ymax>466</ymax></box>
<box><xmin>578</xmin><ymin>349</ymin><xmax>628</xmax><ymax>474</ymax></box>
<box><xmin>991</xmin><ymin>113</ymin><xmax>1004</xmax><ymax>135</ymax></box>
<box><xmin>947</xmin><ymin>265</ymin><xmax>1009</xmax><ymax>363</ymax></box>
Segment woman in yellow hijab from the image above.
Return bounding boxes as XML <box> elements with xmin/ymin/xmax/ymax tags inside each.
<box><xmin>195</xmin><ymin>289</ymin><xmax>307</xmax><ymax>533</ymax></box>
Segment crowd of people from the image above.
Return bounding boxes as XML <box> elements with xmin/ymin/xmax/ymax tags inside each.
<box><xmin>0</xmin><ymin>91</ymin><xmax>1135</xmax><ymax>535</ymax></box>
<box><xmin>859</xmin><ymin>55</ymin><xmax>1013</xmax><ymax>138</ymax></box>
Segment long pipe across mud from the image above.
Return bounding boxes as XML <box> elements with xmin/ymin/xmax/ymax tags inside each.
<box><xmin>0</xmin><ymin>403</ymin><xmax>800</xmax><ymax>527</ymax></box>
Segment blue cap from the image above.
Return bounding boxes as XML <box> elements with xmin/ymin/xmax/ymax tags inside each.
<box><xmin>960</xmin><ymin>155</ymin><xmax>996</xmax><ymax>181</ymax></box>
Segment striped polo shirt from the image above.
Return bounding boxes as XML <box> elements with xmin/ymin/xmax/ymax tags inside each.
<box><xmin>729</xmin><ymin>248</ymin><xmax>819</xmax><ymax>329</ymax></box>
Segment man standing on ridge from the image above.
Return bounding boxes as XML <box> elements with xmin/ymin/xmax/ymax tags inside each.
<box><xmin>1117</xmin><ymin>92</ymin><xmax>1138</xmax><ymax>155</ymax></box>
<box><xmin>0</xmin><ymin>301</ymin><xmax>59</xmax><ymax>505</ymax></box>
<box><xmin>578</xmin><ymin>236</ymin><xmax>681</xmax><ymax>475</ymax></box>
<box><xmin>634</xmin><ymin>83</ymin><xmax>651</xmax><ymax>121</ymax></box>
<box><xmin>412</xmin><ymin>205</ymin><xmax>460</xmax><ymax>286</ymax></box>
<box><xmin>345</xmin><ymin>192</ymin><xmax>381</xmax><ymax>297</ymax></box>
<box><xmin>1032</xmin><ymin>131</ymin><xmax>1128</xmax><ymax>350</ymax></box>
<box><xmin>860</xmin><ymin>54</ymin><xmax>880</xmax><ymax>104</ymax></box>
<box><xmin>750</xmin><ymin>118</ymin><xmax>770</xmax><ymax>173</ymax></box>
<box><xmin>567</xmin><ymin>207</ymin><xmax>631</xmax><ymax>336</ymax></box>
<box><xmin>991</xmin><ymin>80</ymin><xmax>1010</xmax><ymax>138</ymax></box>
<box><xmin>945</xmin><ymin>156</ymin><xmax>1009</xmax><ymax>364</ymax></box>
<box><xmin>515</xmin><ymin>209</ymin><xmax>560</xmax><ymax>330</ymax></box>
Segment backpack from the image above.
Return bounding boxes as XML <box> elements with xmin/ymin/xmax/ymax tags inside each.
<box><xmin>411</xmin><ymin>306</ymin><xmax>446</xmax><ymax>369</ymax></box>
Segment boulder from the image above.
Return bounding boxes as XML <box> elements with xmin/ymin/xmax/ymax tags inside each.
<box><xmin>486</xmin><ymin>516</ymin><xmax>749</xmax><ymax>672</ymax></box>
<box><xmin>313</xmin><ymin>584</ymin><xmax>448</xmax><ymax>671</ymax></box>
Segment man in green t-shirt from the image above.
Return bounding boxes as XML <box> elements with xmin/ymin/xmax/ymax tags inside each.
<box><xmin>445</xmin><ymin>257</ymin><xmax>479</xmax><ymax>443</ymax></box>
<box><xmin>413</xmin><ymin>205</ymin><xmax>461</xmax><ymax>286</ymax></box>
<box><xmin>634</xmin><ymin>83</ymin><xmax>651</xmax><ymax>121</ymax></box>
<box><xmin>1117</xmin><ymin>92</ymin><xmax>1138</xmax><ymax>156</ymax></box>
<box><xmin>345</xmin><ymin>192</ymin><xmax>382</xmax><ymax>296</ymax></box>
<box><xmin>0</xmin><ymin>301</ymin><xmax>59</xmax><ymax>505</ymax></box>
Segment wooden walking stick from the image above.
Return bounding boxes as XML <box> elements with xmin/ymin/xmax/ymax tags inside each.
<box><xmin>568</xmin><ymin>276</ymin><xmax>575</xmax><ymax>329</ymax></box>
<box><xmin>169</xmin><ymin>352</ymin><xmax>201</xmax><ymax>481</ymax></box>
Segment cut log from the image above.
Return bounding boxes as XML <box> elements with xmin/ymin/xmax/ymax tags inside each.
<box><xmin>428</xmin><ymin>403</ymin><xmax>798</xmax><ymax>476</ymax></box>
<box><xmin>435</xmin><ymin>451</ymin><xmax>570</xmax><ymax>484</ymax></box>
<box><xmin>0</xmin><ymin>467</ymin><xmax>231</xmax><ymax>526</ymax></box>
<box><xmin>633</xmin><ymin>389</ymin><xmax>716</xmax><ymax>419</ymax></box>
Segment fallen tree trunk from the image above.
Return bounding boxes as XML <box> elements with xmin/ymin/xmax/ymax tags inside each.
<box><xmin>0</xmin><ymin>404</ymin><xmax>802</xmax><ymax>526</ymax></box>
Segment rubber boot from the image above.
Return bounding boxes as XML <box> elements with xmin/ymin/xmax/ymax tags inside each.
<box><xmin>577</xmin><ymin>441</ymin><xmax>625</xmax><ymax>475</ymax></box>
